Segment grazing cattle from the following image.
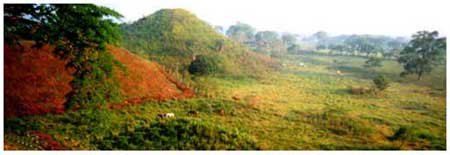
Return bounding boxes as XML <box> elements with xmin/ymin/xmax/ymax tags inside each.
<box><xmin>158</xmin><ymin>113</ymin><xmax>175</xmax><ymax>118</ymax></box>
<box><xmin>299</xmin><ymin>63</ymin><xmax>305</xmax><ymax>67</ymax></box>
<box><xmin>336</xmin><ymin>70</ymin><xmax>343</xmax><ymax>76</ymax></box>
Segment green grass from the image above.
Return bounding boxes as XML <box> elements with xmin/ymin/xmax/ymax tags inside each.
<box><xmin>5</xmin><ymin>54</ymin><xmax>446</xmax><ymax>150</ymax></box>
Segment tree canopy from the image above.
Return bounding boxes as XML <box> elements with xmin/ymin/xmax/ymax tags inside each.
<box><xmin>398</xmin><ymin>31</ymin><xmax>446</xmax><ymax>80</ymax></box>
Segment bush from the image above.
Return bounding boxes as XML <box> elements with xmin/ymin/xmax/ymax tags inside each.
<box><xmin>389</xmin><ymin>126</ymin><xmax>446</xmax><ymax>149</ymax></box>
<box><xmin>373</xmin><ymin>75</ymin><xmax>390</xmax><ymax>91</ymax></box>
<box><xmin>188</xmin><ymin>55</ymin><xmax>224</xmax><ymax>75</ymax></box>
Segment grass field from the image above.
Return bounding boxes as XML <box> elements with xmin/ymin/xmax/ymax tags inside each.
<box><xmin>5</xmin><ymin>54</ymin><xmax>446</xmax><ymax>150</ymax></box>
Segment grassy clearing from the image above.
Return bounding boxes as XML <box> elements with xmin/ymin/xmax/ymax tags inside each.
<box><xmin>5</xmin><ymin>54</ymin><xmax>446</xmax><ymax>150</ymax></box>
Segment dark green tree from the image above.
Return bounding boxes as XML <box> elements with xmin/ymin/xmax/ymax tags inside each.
<box><xmin>398</xmin><ymin>31</ymin><xmax>446</xmax><ymax>80</ymax></box>
<box><xmin>4</xmin><ymin>4</ymin><xmax>124</xmax><ymax>109</ymax></box>
<box><xmin>364</xmin><ymin>57</ymin><xmax>383</xmax><ymax>71</ymax></box>
<box><xmin>373</xmin><ymin>75</ymin><xmax>390</xmax><ymax>91</ymax></box>
<box><xmin>188</xmin><ymin>55</ymin><xmax>224</xmax><ymax>76</ymax></box>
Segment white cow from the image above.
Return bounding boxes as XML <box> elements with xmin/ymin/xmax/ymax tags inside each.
<box><xmin>336</xmin><ymin>70</ymin><xmax>343</xmax><ymax>76</ymax></box>
<box><xmin>158</xmin><ymin>113</ymin><xmax>175</xmax><ymax>118</ymax></box>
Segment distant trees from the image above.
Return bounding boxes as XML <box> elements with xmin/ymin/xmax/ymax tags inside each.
<box><xmin>281</xmin><ymin>33</ymin><xmax>298</xmax><ymax>47</ymax></box>
<box><xmin>226</xmin><ymin>22</ymin><xmax>256</xmax><ymax>44</ymax></box>
<box><xmin>398</xmin><ymin>31</ymin><xmax>446</xmax><ymax>80</ymax></box>
<box><xmin>287</xmin><ymin>44</ymin><xmax>302</xmax><ymax>54</ymax></box>
<box><xmin>4</xmin><ymin>4</ymin><xmax>124</xmax><ymax>108</ymax></box>
<box><xmin>254</xmin><ymin>31</ymin><xmax>284</xmax><ymax>56</ymax></box>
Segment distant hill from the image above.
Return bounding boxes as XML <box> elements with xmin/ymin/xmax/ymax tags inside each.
<box><xmin>121</xmin><ymin>8</ymin><xmax>279</xmax><ymax>76</ymax></box>
<box><xmin>4</xmin><ymin>43</ymin><xmax>193</xmax><ymax>117</ymax></box>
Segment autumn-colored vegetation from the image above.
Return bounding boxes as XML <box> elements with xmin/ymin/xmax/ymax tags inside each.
<box><xmin>4</xmin><ymin>43</ymin><xmax>75</xmax><ymax>117</ymax></box>
<box><xmin>109</xmin><ymin>45</ymin><xmax>194</xmax><ymax>108</ymax></box>
<box><xmin>4</xmin><ymin>43</ymin><xmax>194</xmax><ymax>117</ymax></box>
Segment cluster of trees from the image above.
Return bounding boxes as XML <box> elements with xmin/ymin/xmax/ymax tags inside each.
<box><xmin>224</xmin><ymin>23</ymin><xmax>410</xmax><ymax>60</ymax></box>
<box><xmin>308</xmin><ymin>31</ymin><xmax>408</xmax><ymax>58</ymax></box>
<box><xmin>225</xmin><ymin>22</ymin><xmax>301</xmax><ymax>57</ymax></box>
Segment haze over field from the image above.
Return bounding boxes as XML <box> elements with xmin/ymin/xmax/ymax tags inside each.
<box><xmin>99</xmin><ymin>0</ymin><xmax>448</xmax><ymax>37</ymax></box>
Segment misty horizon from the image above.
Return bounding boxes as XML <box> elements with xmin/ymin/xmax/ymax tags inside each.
<box><xmin>98</xmin><ymin>0</ymin><xmax>448</xmax><ymax>38</ymax></box>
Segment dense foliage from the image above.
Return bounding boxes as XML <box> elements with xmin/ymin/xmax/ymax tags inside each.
<box><xmin>398</xmin><ymin>31</ymin><xmax>446</xmax><ymax>80</ymax></box>
<box><xmin>373</xmin><ymin>75</ymin><xmax>390</xmax><ymax>91</ymax></box>
<box><xmin>188</xmin><ymin>55</ymin><xmax>225</xmax><ymax>75</ymax></box>
<box><xmin>4</xmin><ymin>4</ymin><xmax>124</xmax><ymax>109</ymax></box>
<box><xmin>4</xmin><ymin>44</ymin><xmax>74</xmax><ymax>117</ymax></box>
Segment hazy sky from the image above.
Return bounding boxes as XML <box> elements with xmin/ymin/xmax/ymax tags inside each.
<box><xmin>98</xmin><ymin>0</ymin><xmax>448</xmax><ymax>37</ymax></box>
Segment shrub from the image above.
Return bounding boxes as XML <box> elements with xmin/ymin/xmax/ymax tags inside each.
<box><xmin>373</xmin><ymin>75</ymin><xmax>390</xmax><ymax>91</ymax></box>
<box><xmin>389</xmin><ymin>126</ymin><xmax>446</xmax><ymax>149</ymax></box>
<box><xmin>188</xmin><ymin>55</ymin><xmax>224</xmax><ymax>75</ymax></box>
<box><xmin>364</xmin><ymin>57</ymin><xmax>383</xmax><ymax>69</ymax></box>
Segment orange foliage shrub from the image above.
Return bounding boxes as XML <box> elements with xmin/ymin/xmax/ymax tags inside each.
<box><xmin>4</xmin><ymin>44</ymin><xmax>75</xmax><ymax>117</ymax></box>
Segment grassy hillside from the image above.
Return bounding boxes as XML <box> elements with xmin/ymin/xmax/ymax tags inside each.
<box><xmin>121</xmin><ymin>8</ymin><xmax>279</xmax><ymax>77</ymax></box>
<box><xmin>5</xmin><ymin>53</ymin><xmax>445</xmax><ymax>150</ymax></box>
<box><xmin>4</xmin><ymin>42</ymin><xmax>193</xmax><ymax>117</ymax></box>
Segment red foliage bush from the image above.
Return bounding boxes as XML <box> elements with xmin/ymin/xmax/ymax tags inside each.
<box><xmin>4</xmin><ymin>43</ymin><xmax>75</xmax><ymax>117</ymax></box>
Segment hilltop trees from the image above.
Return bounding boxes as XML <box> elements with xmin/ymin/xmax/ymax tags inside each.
<box><xmin>398</xmin><ymin>31</ymin><xmax>446</xmax><ymax>80</ymax></box>
<box><xmin>4</xmin><ymin>4</ymin><xmax>123</xmax><ymax>108</ymax></box>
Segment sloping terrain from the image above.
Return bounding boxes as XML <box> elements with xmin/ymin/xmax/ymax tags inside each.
<box><xmin>109</xmin><ymin>45</ymin><xmax>194</xmax><ymax>108</ymax></box>
<box><xmin>4</xmin><ymin>43</ymin><xmax>193</xmax><ymax>117</ymax></box>
<box><xmin>121</xmin><ymin>8</ymin><xmax>279</xmax><ymax>76</ymax></box>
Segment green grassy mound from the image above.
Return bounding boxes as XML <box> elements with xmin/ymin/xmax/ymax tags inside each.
<box><xmin>121</xmin><ymin>9</ymin><xmax>279</xmax><ymax>77</ymax></box>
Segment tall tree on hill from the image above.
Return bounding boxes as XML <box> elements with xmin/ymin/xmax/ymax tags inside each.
<box><xmin>4</xmin><ymin>4</ymin><xmax>124</xmax><ymax>108</ymax></box>
<box><xmin>398</xmin><ymin>31</ymin><xmax>446</xmax><ymax>80</ymax></box>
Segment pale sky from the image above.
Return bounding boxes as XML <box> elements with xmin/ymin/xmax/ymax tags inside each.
<box><xmin>97</xmin><ymin>0</ymin><xmax>449</xmax><ymax>37</ymax></box>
